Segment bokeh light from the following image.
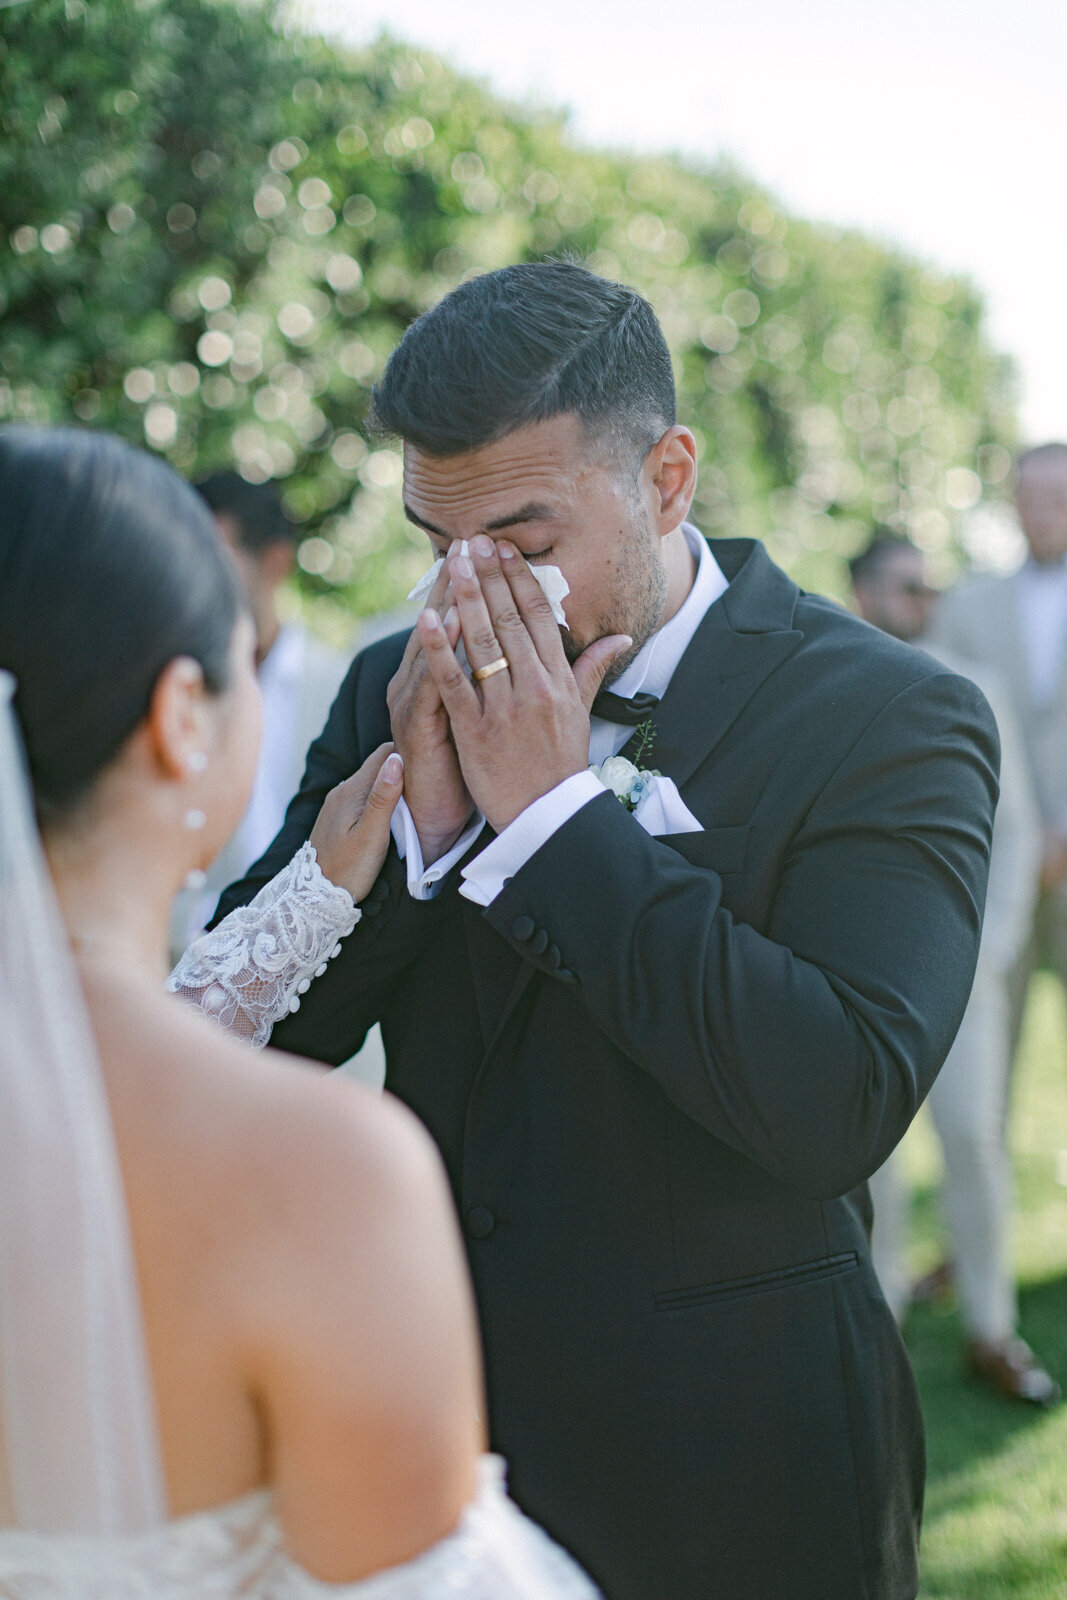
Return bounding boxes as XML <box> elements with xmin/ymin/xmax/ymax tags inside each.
<box><xmin>0</xmin><ymin>0</ymin><xmax>1015</xmax><ymax>624</ymax></box>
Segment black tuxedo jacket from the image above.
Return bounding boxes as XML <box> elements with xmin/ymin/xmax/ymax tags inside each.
<box><xmin>219</xmin><ymin>538</ymin><xmax>998</xmax><ymax>1600</ymax></box>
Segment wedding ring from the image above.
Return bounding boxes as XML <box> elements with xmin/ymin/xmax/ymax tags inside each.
<box><xmin>472</xmin><ymin>655</ymin><xmax>510</xmax><ymax>682</ymax></box>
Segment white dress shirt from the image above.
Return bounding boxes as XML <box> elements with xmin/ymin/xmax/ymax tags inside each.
<box><xmin>392</xmin><ymin>524</ymin><xmax>728</xmax><ymax>906</ymax></box>
<box><xmin>1015</xmin><ymin>557</ymin><xmax>1067</xmax><ymax>708</ymax></box>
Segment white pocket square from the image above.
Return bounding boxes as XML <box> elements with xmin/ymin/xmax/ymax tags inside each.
<box><xmin>632</xmin><ymin>775</ymin><xmax>703</xmax><ymax>838</ymax></box>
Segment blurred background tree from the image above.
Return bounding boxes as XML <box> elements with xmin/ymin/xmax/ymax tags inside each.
<box><xmin>0</xmin><ymin>0</ymin><xmax>1016</xmax><ymax>638</ymax></box>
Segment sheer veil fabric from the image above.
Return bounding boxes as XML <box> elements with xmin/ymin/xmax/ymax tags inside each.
<box><xmin>0</xmin><ymin>671</ymin><xmax>166</xmax><ymax>1535</ymax></box>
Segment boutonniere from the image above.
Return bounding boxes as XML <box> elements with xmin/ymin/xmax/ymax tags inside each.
<box><xmin>630</xmin><ymin>717</ymin><xmax>656</xmax><ymax>767</ymax></box>
<box><xmin>591</xmin><ymin>754</ymin><xmax>662</xmax><ymax>812</ymax></box>
<box><xmin>590</xmin><ymin>719</ymin><xmax>660</xmax><ymax>814</ymax></box>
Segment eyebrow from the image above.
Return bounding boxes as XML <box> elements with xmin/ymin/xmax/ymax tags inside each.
<box><xmin>402</xmin><ymin>501</ymin><xmax>557</xmax><ymax>539</ymax></box>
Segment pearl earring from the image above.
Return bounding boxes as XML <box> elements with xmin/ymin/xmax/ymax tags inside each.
<box><xmin>183</xmin><ymin>754</ymin><xmax>209</xmax><ymax>886</ymax></box>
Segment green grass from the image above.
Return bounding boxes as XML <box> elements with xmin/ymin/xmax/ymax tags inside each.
<box><xmin>896</xmin><ymin>972</ymin><xmax>1067</xmax><ymax>1597</ymax></box>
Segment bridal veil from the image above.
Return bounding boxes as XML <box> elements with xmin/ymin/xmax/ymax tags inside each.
<box><xmin>0</xmin><ymin>670</ymin><xmax>166</xmax><ymax>1535</ymax></box>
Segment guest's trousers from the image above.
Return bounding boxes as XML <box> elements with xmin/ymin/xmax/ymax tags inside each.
<box><xmin>1008</xmin><ymin>882</ymin><xmax>1067</xmax><ymax>1068</ymax></box>
<box><xmin>870</xmin><ymin>970</ymin><xmax>1015</xmax><ymax>1343</ymax></box>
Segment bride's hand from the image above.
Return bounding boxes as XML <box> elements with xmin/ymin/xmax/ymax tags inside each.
<box><xmin>309</xmin><ymin>743</ymin><xmax>404</xmax><ymax>903</ymax></box>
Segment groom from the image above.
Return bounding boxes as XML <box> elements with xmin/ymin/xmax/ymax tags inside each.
<box><xmin>219</xmin><ymin>263</ymin><xmax>998</xmax><ymax>1600</ymax></box>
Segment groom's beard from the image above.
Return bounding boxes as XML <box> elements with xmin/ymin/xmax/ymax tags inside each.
<box><xmin>560</xmin><ymin>521</ymin><xmax>669</xmax><ymax>685</ymax></box>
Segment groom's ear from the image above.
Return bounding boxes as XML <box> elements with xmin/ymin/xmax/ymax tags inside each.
<box><xmin>644</xmin><ymin>426</ymin><xmax>697</xmax><ymax>539</ymax></box>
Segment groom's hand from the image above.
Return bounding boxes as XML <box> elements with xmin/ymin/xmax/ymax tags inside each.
<box><xmin>386</xmin><ymin>562</ymin><xmax>474</xmax><ymax>864</ymax></box>
<box><xmin>416</xmin><ymin>536</ymin><xmax>629</xmax><ymax>833</ymax></box>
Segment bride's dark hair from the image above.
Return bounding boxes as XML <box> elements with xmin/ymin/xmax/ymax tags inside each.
<box><xmin>0</xmin><ymin>426</ymin><xmax>243</xmax><ymax>819</ymax></box>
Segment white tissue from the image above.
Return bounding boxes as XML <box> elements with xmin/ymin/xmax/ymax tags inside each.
<box><xmin>405</xmin><ymin>557</ymin><xmax>445</xmax><ymax>606</ymax></box>
<box><xmin>406</xmin><ymin>547</ymin><xmax>570</xmax><ymax>625</ymax></box>
<box><xmin>529</xmin><ymin>563</ymin><xmax>571</xmax><ymax>626</ymax></box>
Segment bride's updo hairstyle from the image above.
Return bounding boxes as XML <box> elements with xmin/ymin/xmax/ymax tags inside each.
<box><xmin>0</xmin><ymin>426</ymin><xmax>242</xmax><ymax>820</ymax></box>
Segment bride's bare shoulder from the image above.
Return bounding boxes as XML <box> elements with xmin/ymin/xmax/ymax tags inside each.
<box><xmin>85</xmin><ymin>968</ymin><xmax>441</xmax><ymax>1227</ymax></box>
<box><xmin>84</xmin><ymin>969</ymin><xmax>483</xmax><ymax>1570</ymax></box>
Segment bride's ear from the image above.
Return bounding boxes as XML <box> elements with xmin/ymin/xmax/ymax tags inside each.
<box><xmin>146</xmin><ymin>657</ymin><xmax>212</xmax><ymax>782</ymax></box>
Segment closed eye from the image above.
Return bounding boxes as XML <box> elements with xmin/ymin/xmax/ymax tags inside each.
<box><xmin>427</xmin><ymin>540</ymin><xmax>554</xmax><ymax>562</ymax></box>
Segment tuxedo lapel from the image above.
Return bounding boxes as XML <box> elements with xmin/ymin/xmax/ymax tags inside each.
<box><xmin>622</xmin><ymin>539</ymin><xmax>803</xmax><ymax>791</ymax></box>
<box><xmin>480</xmin><ymin>540</ymin><xmax>802</xmax><ymax>1064</ymax></box>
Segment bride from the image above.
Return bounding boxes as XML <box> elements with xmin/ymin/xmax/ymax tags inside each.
<box><xmin>0</xmin><ymin>425</ymin><xmax>599</xmax><ymax>1596</ymax></box>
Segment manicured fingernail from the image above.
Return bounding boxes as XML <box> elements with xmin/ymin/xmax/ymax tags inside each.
<box><xmin>615</xmin><ymin>636</ymin><xmax>633</xmax><ymax>655</ymax></box>
<box><xmin>444</xmin><ymin>605</ymin><xmax>458</xmax><ymax>628</ymax></box>
<box><xmin>454</xmin><ymin>555</ymin><xmax>474</xmax><ymax>578</ymax></box>
<box><xmin>473</xmin><ymin>534</ymin><xmax>494</xmax><ymax>558</ymax></box>
<box><xmin>382</xmin><ymin>752</ymin><xmax>403</xmax><ymax>780</ymax></box>
<box><xmin>498</xmin><ymin>540</ymin><xmax>516</xmax><ymax>558</ymax></box>
<box><xmin>420</xmin><ymin>608</ymin><xmax>439</xmax><ymax>629</ymax></box>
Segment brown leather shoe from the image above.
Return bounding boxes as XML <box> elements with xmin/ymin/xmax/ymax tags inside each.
<box><xmin>965</xmin><ymin>1336</ymin><xmax>1062</xmax><ymax>1406</ymax></box>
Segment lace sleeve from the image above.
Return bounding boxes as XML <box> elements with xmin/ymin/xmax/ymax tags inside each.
<box><xmin>166</xmin><ymin>843</ymin><xmax>359</xmax><ymax>1049</ymax></box>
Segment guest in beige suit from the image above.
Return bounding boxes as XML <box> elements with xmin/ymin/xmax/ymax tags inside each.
<box><xmin>928</xmin><ymin>444</ymin><xmax>1067</xmax><ymax>1056</ymax></box>
<box><xmin>853</xmin><ymin>533</ymin><xmax>1058</xmax><ymax>1407</ymax></box>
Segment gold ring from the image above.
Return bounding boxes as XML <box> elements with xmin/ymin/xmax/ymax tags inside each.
<box><xmin>472</xmin><ymin>655</ymin><xmax>510</xmax><ymax>682</ymax></box>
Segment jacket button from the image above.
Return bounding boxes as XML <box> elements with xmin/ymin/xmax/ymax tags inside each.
<box><xmin>465</xmin><ymin>1206</ymin><xmax>496</xmax><ymax>1240</ymax></box>
<box><xmin>529</xmin><ymin>927</ymin><xmax>549</xmax><ymax>954</ymax></box>
<box><xmin>545</xmin><ymin>943</ymin><xmax>562</xmax><ymax>969</ymax></box>
<box><xmin>511</xmin><ymin>915</ymin><xmax>535</xmax><ymax>941</ymax></box>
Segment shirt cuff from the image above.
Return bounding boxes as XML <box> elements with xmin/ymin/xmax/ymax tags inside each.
<box><xmin>391</xmin><ymin>797</ymin><xmax>485</xmax><ymax>900</ymax></box>
<box><xmin>459</xmin><ymin>770</ymin><xmax>604</xmax><ymax>907</ymax></box>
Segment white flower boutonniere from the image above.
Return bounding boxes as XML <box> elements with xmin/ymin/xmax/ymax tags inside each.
<box><xmin>592</xmin><ymin>754</ymin><xmax>661</xmax><ymax>813</ymax></box>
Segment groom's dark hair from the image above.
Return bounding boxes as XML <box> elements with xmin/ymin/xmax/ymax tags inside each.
<box><xmin>371</xmin><ymin>261</ymin><xmax>676</xmax><ymax>468</ymax></box>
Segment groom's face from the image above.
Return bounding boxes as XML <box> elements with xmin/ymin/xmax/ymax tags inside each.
<box><xmin>402</xmin><ymin>413</ymin><xmax>670</xmax><ymax>674</ymax></box>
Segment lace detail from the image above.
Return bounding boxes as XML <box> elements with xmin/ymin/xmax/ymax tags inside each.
<box><xmin>167</xmin><ymin>844</ymin><xmax>359</xmax><ymax>1049</ymax></box>
<box><xmin>0</xmin><ymin>1457</ymin><xmax>601</xmax><ymax>1597</ymax></box>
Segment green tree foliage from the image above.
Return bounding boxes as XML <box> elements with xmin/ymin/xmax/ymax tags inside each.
<box><xmin>1</xmin><ymin>0</ymin><xmax>1016</xmax><ymax>634</ymax></box>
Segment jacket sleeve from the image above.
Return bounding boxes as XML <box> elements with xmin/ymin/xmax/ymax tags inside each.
<box><xmin>211</xmin><ymin>638</ymin><xmax>458</xmax><ymax>1066</ymax></box>
<box><xmin>483</xmin><ymin>669</ymin><xmax>1000</xmax><ymax>1198</ymax></box>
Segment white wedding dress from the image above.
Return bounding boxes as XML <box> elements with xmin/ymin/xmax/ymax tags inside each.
<box><xmin>0</xmin><ymin>1457</ymin><xmax>597</xmax><ymax>1598</ymax></box>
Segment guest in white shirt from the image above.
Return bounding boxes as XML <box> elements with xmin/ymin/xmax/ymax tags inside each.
<box><xmin>927</xmin><ymin>443</ymin><xmax>1067</xmax><ymax>1058</ymax></box>
<box><xmin>170</xmin><ymin>474</ymin><xmax>347</xmax><ymax>956</ymax></box>
<box><xmin>854</xmin><ymin>532</ymin><xmax>1056</xmax><ymax>1407</ymax></box>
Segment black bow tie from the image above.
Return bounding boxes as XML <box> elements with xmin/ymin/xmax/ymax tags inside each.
<box><xmin>590</xmin><ymin>688</ymin><xmax>660</xmax><ymax>727</ymax></box>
